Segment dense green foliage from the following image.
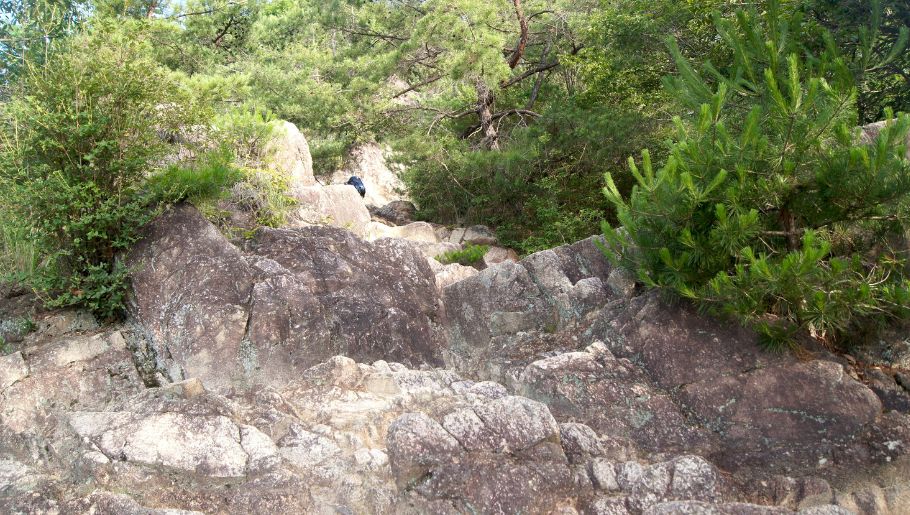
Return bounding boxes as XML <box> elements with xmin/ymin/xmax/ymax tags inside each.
<box><xmin>436</xmin><ymin>244</ymin><xmax>490</xmax><ymax>267</ymax></box>
<box><xmin>603</xmin><ymin>0</ymin><xmax>910</xmax><ymax>347</ymax></box>
<box><xmin>0</xmin><ymin>23</ymin><xmax>198</xmax><ymax>319</ymax></box>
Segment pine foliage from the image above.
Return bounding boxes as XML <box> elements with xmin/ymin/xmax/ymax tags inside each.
<box><xmin>602</xmin><ymin>0</ymin><xmax>910</xmax><ymax>347</ymax></box>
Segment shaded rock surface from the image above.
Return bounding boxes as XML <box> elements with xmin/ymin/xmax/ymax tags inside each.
<box><xmin>128</xmin><ymin>204</ymin><xmax>445</xmax><ymax>391</ymax></box>
<box><xmin>369</xmin><ymin>200</ymin><xmax>417</xmax><ymax>226</ymax></box>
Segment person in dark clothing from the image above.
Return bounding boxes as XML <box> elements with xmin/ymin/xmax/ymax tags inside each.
<box><xmin>346</xmin><ymin>176</ymin><xmax>366</xmax><ymax>197</ymax></box>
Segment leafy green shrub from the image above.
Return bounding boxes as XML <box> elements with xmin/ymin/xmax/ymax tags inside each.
<box><xmin>0</xmin><ymin>202</ymin><xmax>39</xmax><ymax>280</ymax></box>
<box><xmin>0</xmin><ymin>23</ymin><xmax>197</xmax><ymax>320</ymax></box>
<box><xmin>212</xmin><ymin>106</ymin><xmax>277</xmax><ymax>166</ymax></box>
<box><xmin>230</xmin><ymin>167</ymin><xmax>297</xmax><ymax>227</ymax></box>
<box><xmin>147</xmin><ymin>146</ymin><xmax>243</xmax><ymax>204</ymax></box>
<box><xmin>436</xmin><ymin>244</ymin><xmax>490</xmax><ymax>267</ymax></box>
<box><xmin>602</xmin><ymin>0</ymin><xmax>910</xmax><ymax>348</ymax></box>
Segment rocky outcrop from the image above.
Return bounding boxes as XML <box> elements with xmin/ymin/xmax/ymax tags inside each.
<box><xmin>442</xmin><ymin>235</ymin><xmax>615</xmax><ymax>378</ymax></box>
<box><xmin>127</xmin><ymin>204</ymin><xmax>445</xmax><ymax>391</ymax></box>
<box><xmin>439</xmin><ymin>234</ymin><xmax>907</xmax><ymax>483</ymax></box>
<box><xmin>329</xmin><ymin>142</ymin><xmax>409</xmax><ymax>208</ymax></box>
<box><xmin>2</xmin><ymin>317</ymin><xmax>885</xmax><ymax>515</ymax></box>
<box><xmin>370</xmin><ymin>200</ymin><xmax>417</xmax><ymax>226</ymax></box>
<box><xmin>4</xmin><ymin>181</ymin><xmax>909</xmax><ymax>513</ymax></box>
<box><xmin>295</xmin><ymin>183</ymin><xmax>373</xmax><ymax>236</ymax></box>
<box><xmin>265</xmin><ymin>121</ymin><xmax>316</xmax><ymax>191</ymax></box>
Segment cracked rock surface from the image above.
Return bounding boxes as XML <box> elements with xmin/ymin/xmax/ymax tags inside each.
<box><xmin>1</xmin><ymin>201</ymin><xmax>909</xmax><ymax>513</ymax></box>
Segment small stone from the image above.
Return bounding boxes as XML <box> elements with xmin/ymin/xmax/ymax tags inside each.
<box><xmin>591</xmin><ymin>459</ymin><xmax>620</xmax><ymax>491</ymax></box>
<box><xmin>606</xmin><ymin>268</ymin><xmax>636</xmax><ymax>298</ymax></box>
<box><xmin>590</xmin><ymin>497</ymin><xmax>631</xmax><ymax>515</ymax></box>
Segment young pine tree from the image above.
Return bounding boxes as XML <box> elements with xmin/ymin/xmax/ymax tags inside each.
<box><xmin>602</xmin><ymin>0</ymin><xmax>910</xmax><ymax>347</ymax></box>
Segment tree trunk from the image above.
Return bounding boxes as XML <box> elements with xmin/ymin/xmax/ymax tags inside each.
<box><xmin>507</xmin><ymin>0</ymin><xmax>529</xmax><ymax>69</ymax></box>
<box><xmin>780</xmin><ymin>207</ymin><xmax>800</xmax><ymax>251</ymax></box>
<box><xmin>475</xmin><ymin>81</ymin><xmax>499</xmax><ymax>150</ymax></box>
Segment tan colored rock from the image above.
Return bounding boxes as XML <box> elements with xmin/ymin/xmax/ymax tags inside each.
<box><xmin>39</xmin><ymin>331</ymin><xmax>126</xmax><ymax>368</ymax></box>
<box><xmin>329</xmin><ymin>143</ymin><xmax>408</xmax><ymax>207</ymax></box>
<box><xmin>0</xmin><ymin>330</ymin><xmax>143</xmax><ymax>434</ymax></box>
<box><xmin>295</xmin><ymin>185</ymin><xmax>371</xmax><ymax>236</ymax></box>
<box><xmin>382</xmin><ymin>222</ymin><xmax>439</xmax><ymax>243</ymax></box>
<box><xmin>483</xmin><ymin>246</ymin><xmax>519</xmax><ymax>267</ymax></box>
<box><xmin>431</xmin><ymin>261</ymin><xmax>479</xmax><ymax>290</ymax></box>
<box><xmin>0</xmin><ymin>352</ymin><xmax>28</xmax><ymax>391</ymax></box>
<box><xmin>265</xmin><ymin>121</ymin><xmax>316</xmax><ymax>191</ymax></box>
<box><xmin>68</xmin><ymin>411</ymin><xmax>276</xmax><ymax>478</ymax></box>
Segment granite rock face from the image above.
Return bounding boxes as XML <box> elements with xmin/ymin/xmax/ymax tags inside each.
<box><xmin>3</xmin><ymin>195</ymin><xmax>908</xmax><ymax>513</ymax></box>
<box><xmin>0</xmin><ymin>307</ymin><xmax>906</xmax><ymax>514</ymax></box>
<box><xmin>328</xmin><ymin>142</ymin><xmax>409</xmax><ymax>208</ymax></box>
<box><xmin>264</xmin><ymin>121</ymin><xmax>316</xmax><ymax>191</ymax></box>
<box><xmin>128</xmin><ymin>204</ymin><xmax>445</xmax><ymax>390</ymax></box>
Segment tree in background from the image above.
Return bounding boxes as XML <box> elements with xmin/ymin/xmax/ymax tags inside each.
<box><xmin>0</xmin><ymin>0</ymin><xmax>86</xmax><ymax>93</ymax></box>
<box><xmin>806</xmin><ymin>0</ymin><xmax>910</xmax><ymax>123</ymax></box>
<box><xmin>602</xmin><ymin>0</ymin><xmax>910</xmax><ymax>347</ymax></box>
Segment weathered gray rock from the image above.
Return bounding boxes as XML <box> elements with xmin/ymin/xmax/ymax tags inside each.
<box><xmin>387</xmin><ymin>396</ymin><xmax>582</xmax><ymax>514</ymax></box>
<box><xmin>0</xmin><ymin>330</ymin><xmax>142</xmax><ymax>435</ymax></box>
<box><xmin>127</xmin><ymin>204</ymin><xmax>255</xmax><ymax>390</ymax></box>
<box><xmin>65</xmin><ymin>491</ymin><xmax>205</xmax><ymax>515</ymax></box>
<box><xmin>387</xmin><ymin>412</ymin><xmax>462</xmax><ymax>488</ymax></box>
<box><xmin>607</xmin><ymin>267</ymin><xmax>637</xmax><ymax>298</ymax></box>
<box><xmin>462</xmin><ymin>225</ymin><xmax>498</xmax><ymax>246</ymax></box>
<box><xmin>370</xmin><ymin>200</ymin><xmax>417</xmax><ymax>226</ymax></box>
<box><xmin>483</xmin><ymin>246</ymin><xmax>520</xmax><ymax>268</ymax></box>
<box><xmin>294</xmin><ymin>184</ymin><xmax>372</xmax><ymax>235</ymax></box>
<box><xmin>866</xmin><ymin>368</ymin><xmax>910</xmax><ymax>413</ymax></box>
<box><xmin>0</xmin><ymin>352</ymin><xmax>27</xmax><ymax>391</ymax></box>
<box><xmin>244</xmin><ymin>227</ymin><xmax>445</xmax><ymax>378</ymax></box>
<box><xmin>371</xmin><ymin>221</ymin><xmax>439</xmax><ymax>243</ymax></box>
<box><xmin>68</xmin><ymin>410</ymin><xmax>277</xmax><ymax>477</ymax></box>
<box><xmin>128</xmin><ymin>204</ymin><xmax>445</xmax><ymax>391</ymax></box>
<box><xmin>518</xmin><ymin>342</ymin><xmax>705</xmax><ymax>454</ymax></box>
<box><xmin>448</xmin><ymin>225</ymin><xmax>499</xmax><ymax>246</ymax></box>
<box><xmin>442</xmin><ymin>235</ymin><xmax>615</xmax><ymax>380</ymax></box>
<box><xmin>679</xmin><ymin>359</ymin><xmax>881</xmax><ymax>470</ymax></box>
<box><xmin>644</xmin><ymin>501</ymin><xmax>790</xmax><ymax>514</ymax></box>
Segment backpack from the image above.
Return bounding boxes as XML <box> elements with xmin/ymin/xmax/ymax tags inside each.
<box><xmin>346</xmin><ymin>176</ymin><xmax>366</xmax><ymax>197</ymax></box>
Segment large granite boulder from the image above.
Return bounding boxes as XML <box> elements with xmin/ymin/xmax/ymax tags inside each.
<box><xmin>328</xmin><ymin>142</ymin><xmax>408</xmax><ymax>208</ymax></box>
<box><xmin>127</xmin><ymin>204</ymin><xmax>255</xmax><ymax>389</ymax></box>
<box><xmin>294</xmin><ymin>184</ymin><xmax>372</xmax><ymax>236</ymax></box>
<box><xmin>264</xmin><ymin>121</ymin><xmax>316</xmax><ymax>191</ymax></box>
<box><xmin>127</xmin><ymin>204</ymin><xmax>445</xmax><ymax>391</ymax></box>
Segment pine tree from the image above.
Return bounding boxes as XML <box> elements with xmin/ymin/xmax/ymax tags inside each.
<box><xmin>602</xmin><ymin>0</ymin><xmax>910</xmax><ymax>347</ymax></box>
